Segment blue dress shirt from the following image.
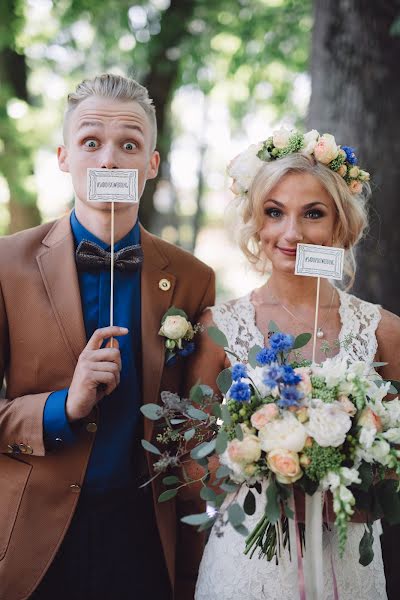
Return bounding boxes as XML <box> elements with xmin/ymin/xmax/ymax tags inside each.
<box><xmin>43</xmin><ymin>210</ymin><xmax>142</xmax><ymax>492</ymax></box>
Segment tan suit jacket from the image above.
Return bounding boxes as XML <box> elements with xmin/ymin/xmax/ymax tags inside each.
<box><xmin>0</xmin><ymin>214</ymin><xmax>215</xmax><ymax>600</ymax></box>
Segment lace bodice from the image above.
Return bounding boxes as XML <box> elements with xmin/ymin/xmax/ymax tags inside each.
<box><xmin>195</xmin><ymin>289</ymin><xmax>386</xmax><ymax>600</ymax></box>
<box><xmin>210</xmin><ymin>288</ymin><xmax>381</xmax><ymax>365</ymax></box>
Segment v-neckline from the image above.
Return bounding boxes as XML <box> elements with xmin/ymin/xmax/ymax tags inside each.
<box><xmin>246</xmin><ymin>287</ymin><xmax>347</xmax><ymax>363</ymax></box>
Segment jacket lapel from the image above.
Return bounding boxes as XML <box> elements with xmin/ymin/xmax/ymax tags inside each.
<box><xmin>36</xmin><ymin>214</ymin><xmax>87</xmax><ymax>364</ymax></box>
<box><xmin>140</xmin><ymin>227</ymin><xmax>176</xmax><ymax>441</ymax></box>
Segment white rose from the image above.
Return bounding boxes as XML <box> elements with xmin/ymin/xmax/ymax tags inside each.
<box><xmin>340</xmin><ymin>467</ymin><xmax>361</xmax><ymax>487</ymax></box>
<box><xmin>159</xmin><ymin>315</ymin><xmax>190</xmax><ymax>339</ymax></box>
<box><xmin>383</xmin><ymin>428</ymin><xmax>400</xmax><ymax>443</ymax></box>
<box><xmin>259</xmin><ymin>412</ymin><xmax>307</xmax><ymax>453</ymax></box>
<box><xmin>303</xmin><ymin>129</ymin><xmax>319</xmax><ymax>154</ymax></box>
<box><xmin>312</xmin><ymin>356</ymin><xmax>348</xmax><ymax>388</ymax></box>
<box><xmin>313</xmin><ymin>133</ymin><xmax>339</xmax><ymax>164</ymax></box>
<box><xmin>306</xmin><ymin>400</ymin><xmax>351</xmax><ymax>447</ymax></box>
<box><xmin>227</xmin><ymin>143</ymin><xmax>264</xmax><ymax>194</ymax></box>
<box><xmin>272</xmin><ymin>127</ymin><xmax>292</xmax><ymax>149</ymax></box>
<box><xmin>227</xmin><ymin>435</ymin><xmax>262</xmax><ymax>464</ymax></box>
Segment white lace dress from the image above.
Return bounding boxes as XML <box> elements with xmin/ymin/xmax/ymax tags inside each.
<box><xmin>195</xmin><ymin>290</ymin><xmax>387</xmax><ymax>600</ymax></box>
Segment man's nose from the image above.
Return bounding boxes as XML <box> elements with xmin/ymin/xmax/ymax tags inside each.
<box><xmin>100</xmin><ymin>146</ymin><xmax>119</xmax><ymax>169</ymax></box>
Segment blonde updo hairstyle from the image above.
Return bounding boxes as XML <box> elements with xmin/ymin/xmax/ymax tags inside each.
<box><xmin>233</xmin><ymin>153</ymin><xmax>369</xmax><ymax>289</ymax></box>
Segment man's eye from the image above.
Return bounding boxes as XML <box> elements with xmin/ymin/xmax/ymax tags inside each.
<box><xmin>123</xmin><ymin>142</ymin><xmax>137</xmax><ymax>151</ymax></box>
<box><xmin>265</xmin><ymin>208</ymin><xmax>282</xmax><ymax>218</ymax></box>
<box><xmin>84</xmin><ymin>139</ymin><xmax>98</xmax><ymax>148</ymax></box>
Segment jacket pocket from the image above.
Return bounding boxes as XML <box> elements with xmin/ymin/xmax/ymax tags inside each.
<box><xmin>0</xmin><ymin>454</ymin><xmax>32</xmax><ymax>560</ymax></box>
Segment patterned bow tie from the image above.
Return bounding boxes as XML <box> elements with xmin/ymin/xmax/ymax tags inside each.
<box><xmin>75</xmin><ymin>239</ymin><xmax>144</xmax><ymax>272</ymax></box>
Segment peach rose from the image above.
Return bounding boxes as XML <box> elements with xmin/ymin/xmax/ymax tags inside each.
<box><xmin>338</xmin><ymin>395</ymin><xmax>357</xmax><ymax>417</ymax></box>
<box><xmin>313</xmin><ymin>133</ymin><xmax>339</xmax><ymax>164</ymax></box>
<box><xmin>358</xmin><ymin>407</ymin><xmax>383</xmax><ymax>432</ymax></box>
<box><xmin>227</xmin><ymin>435</ymin><xmax>261</xmax><ymax>464</ymax></box>
<box><xmin>349</xmin><ymin>166</ymin><xmax>360</xmax><ymax>178</ymax></box>
<box><xmin>295</xmin><ymin>367</ymin><xmax>312</xmax><ymax>396</ymax></box>
<box><xmin>250</xmin><ymin>404</ymin><xmax>279</xmax><ymax>430</ymax></box>
<box><xmin>349</xmin><ymin>180</ymin><xmax>363</xmax><ymax>194</ymax></box>
<box><xmin>337</xmin><ymin>164</ymin><xmax>347</xmax><ymax>177</ymax></box>
<box><xmin>295</xmin><ymin>406</ymin><xmax>309</xmax><ymax>423</ymax></box>
<box><xmin>267</xmin><ymin>449</ymin><xmax>303</xmax><ymax>484</ymax></box>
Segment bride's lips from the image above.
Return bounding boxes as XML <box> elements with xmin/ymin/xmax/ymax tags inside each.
<box><xmin>277</xmin><ymin>246</ymin><xmax>297</xmax><ymax>257</ymax></box>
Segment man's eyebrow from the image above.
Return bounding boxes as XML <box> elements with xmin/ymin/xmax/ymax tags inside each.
<box><xmin>77</xmin><ymin>120</ymin><xmax>144</xmax><ymax>134</ymax></box>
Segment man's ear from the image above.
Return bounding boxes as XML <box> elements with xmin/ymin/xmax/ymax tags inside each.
<box><xmin>146</xmin><ymin>150</ymin><xmax>160</xmax><ymax>181</ymax></box>
<box><xmin>57</xmin><ymin>145</ymin><xmax>69</xmax><ymax>173</ymax></box>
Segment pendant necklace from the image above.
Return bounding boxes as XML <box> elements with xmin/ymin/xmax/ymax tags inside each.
<box><xmin>268</xmin><ymin>286</ymin><xmax>336</xmax><ymax>339</ymax></box>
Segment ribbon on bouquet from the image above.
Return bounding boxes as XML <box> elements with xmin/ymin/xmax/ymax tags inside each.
<box><xmin>304</xmin><ymin>489</ymin><xmax>324</xmax><ymax>599</ymax></box>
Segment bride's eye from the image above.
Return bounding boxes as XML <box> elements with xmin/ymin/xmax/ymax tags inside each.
<box><xmin>265</xmin><ymin>207</ymin><xmax>282</xmax><ymax>218</ymax></box>
<box><xmin>305</xmin><ymin>209</ymin><xmax>324</xmax><ymax>219</ymax></box>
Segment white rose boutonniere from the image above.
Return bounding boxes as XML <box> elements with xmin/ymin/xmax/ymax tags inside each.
<box><xmin>158</xmin><ymin>307</ymin><xmax>202</xmax><ymax>365</ymax></box>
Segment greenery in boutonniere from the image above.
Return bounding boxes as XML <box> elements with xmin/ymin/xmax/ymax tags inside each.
<box><xmin>158</xmin><ymin>307</ymin><xmax>203</xmax><ymax>365</ymax></box>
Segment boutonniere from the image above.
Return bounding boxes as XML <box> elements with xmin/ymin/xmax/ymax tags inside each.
<box><xmin>158</xmin><ymin>307</ymin><xmax>202</xmax><ymax>366</ymax></box>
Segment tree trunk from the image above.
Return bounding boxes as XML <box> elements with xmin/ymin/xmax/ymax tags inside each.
<box><xmin>308</xmin><ymin>0</ymin><xmax>400</xmax><ymax>314</ymax></box>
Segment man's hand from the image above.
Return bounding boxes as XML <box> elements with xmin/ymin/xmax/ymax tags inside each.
<box><xmin>66</xmin><ymin>326</ymin><xmax>128</xmax><ymax>422</ymax></box>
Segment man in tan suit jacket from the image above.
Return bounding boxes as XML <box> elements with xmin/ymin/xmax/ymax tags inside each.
<box><xmin>0</xmin><ymin>74</ymin><xmax>215</xmax><ymax>600</ymax></box>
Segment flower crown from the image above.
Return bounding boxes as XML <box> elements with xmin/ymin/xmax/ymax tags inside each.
<box><xmin>228</xmin><ymin>128</ymin><xmax>370</xmax><ymax>198</ymax></box>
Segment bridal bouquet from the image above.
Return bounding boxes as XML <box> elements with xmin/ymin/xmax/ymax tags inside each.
<box><xmin>141</xmin><ymin>323</ymin><xmax>400</xmax><ymax>565</ymax></box>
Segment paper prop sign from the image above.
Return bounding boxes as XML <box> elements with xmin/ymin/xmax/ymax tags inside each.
<box><xmin>295</xmin><ymin>243</ymin><xmax>344</xmax><ymax>281</ymax></box>
<box><xmin>87</xmin><ymin>168</ymin><xmax>138</xmax><ymax>203</ymax></box>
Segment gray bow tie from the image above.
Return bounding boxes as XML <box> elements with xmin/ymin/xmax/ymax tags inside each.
<box><xmin>75</xmin><ymin>239</ymin><xmax>144</xmax><ymax>272</ymax></box>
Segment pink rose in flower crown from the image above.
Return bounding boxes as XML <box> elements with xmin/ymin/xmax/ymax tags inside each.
<box><xmin>338</xmin><ymin>164</ymin><xmax>347</xmax><ymax>177</ymax></box>
<box><xmin>250</xmin><ymin>404</ymin><xmax>279</xmax><ymax>430</ymax></box>
<box><xmin>313</xmin><ymin>133</ymin><xmax>339</xmax><ymax>164</ymax></box>
<box><xmin>349</xmin><ymin>180</ymin><xmax>363</xmax><ymax>194</ymax></box>
<box><xmin>272</xmin><ymin>127</ymin><xmax>292</xmax><ymax>149</ymax></box>
<box><xmin>358</xmin><ymin>407</ymin><xmax>383</xmax><ymax>432</ymax></box>
<box><xmin>294</xmin><ymin>367</ymin><xmax>312</xmax><ymax>396</ymax></box>
<box><xmin>267</xmin><ymin>449</ymin><xmax>303</xmax><ymax>484</ymax></box>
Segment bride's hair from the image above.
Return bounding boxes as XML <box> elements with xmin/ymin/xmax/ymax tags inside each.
<box><xmin>231</xmin><ymin>153</ymin><xmax>369</xmax><ymax>289</ymax></box>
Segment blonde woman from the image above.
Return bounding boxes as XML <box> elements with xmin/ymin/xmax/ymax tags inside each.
<box><xmin>190</xmin><ymin>131</ymin><xmax>400</xmax><ymax>600</ymax></box>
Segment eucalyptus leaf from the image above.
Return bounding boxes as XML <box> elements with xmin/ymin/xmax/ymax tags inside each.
<box><xmin>293</xmin><ymin>333</ymin><xmax>312</xmax><ymax>350</ymax></box>
<box><xmin>197</xmin><ymin>518</ymin><xmax>217</xmax><ymax>532</ymax></box>
<box><xmin>158</xmin><ymin>489</ymin><xmax>178</xmax><ymax>502</ymax></box>
<box><xmin>189</xmin><ymin>384</ymin><xmax>205</xmax><ymax>404</ymax></box>
<box><xmin>212</xmin><ymin>403</ymin><xmax>222</xmax><ymax>419</ymax></box>
<box><xmin>140</xmin><ymin>404</ymin><xmax>163</xmax><ymax>420</ymax></box>
<box><xmin>371</xmin><ymin>362</ymin><xmax>388</xmax><ymax>368</ymax></box>
<box><xmin>214</xmin><ymin>492</ymin><xmax>227</xmax><ymax>507</ymax></box>
<box><xmin>265</xmin><ymin>479</ymin><xmax>280</xmax><ymax>524</ymax></box>
<box><xmin>200</xmin><ymin>384</ymin><xmax>214</xmax><ymax>397</ymax></box>
<box><xmin>181</xmin><ymin>512</ymin><xmax>211</xmax><ymax>526</ymax></box>
<box><xmin>228</xmin><ymin>503</ymin><xmax>246</xmax><ymax>527</ymax></box>
<box><xmin>235</xmin><ymin>424</ymin><xmax>244</xmax><ymax>441</ymax></box>
<box><xmin>171</xmin><ymin>418</ymin><xmax>186</xmax><ymax>425</ymax></box>
<box><xmin>215</xmin><ymin>431</ymin><xmax>229</xmax><ymax>455</ymax></box>
<box><xmin>184</xmin><ymin>428</ymin><xmax>196</xmax><ymax>442</ymax></box>
<box><xmin>195</xmin><ymin>456</ymin><xmax>209</xmax><ymax>468</ymax></box>
<box><xmin>359</xmin><ymin>525</ymin><xmax>374</xmax><ymax>566</ymax></box>
<box><xmin>217</xmin><ymin>369</ymin><xmax>233</xmax><ymax>395</ymax></box>
<box><xmin>216</xmin><ymin>464</ymin><xmax>231</xmax><ymax>479</ymax></box>
<box><xmin>141</xmin><ymin>439</ymin><xmax>161</xmax><ymax>455</ymax></box>
<box><xmin>221</xmin><ymin>481</ymin><xmax>240</xmax><ymax>493</ymax></box>
<box><xmin>186</xmin><ymin>406</ymin><xmax>208</xmax><ymax>421</ymax></box>
<box><xmin>191</xmin><ymin>439</ymin><xmax>216</xmax><ymax>460</ymax></box>
<box><xmin>248</xmin><ymin>344</ymin><xmax>263</xmax><ymax>368</ymax></box>
<box><xmin>244</xmin><ymin>489</ymin><xmax>256</xmax><ymax>515</ymax></box>
<box><xmin>221</xmin><ymin>403</ymin><xmax>232</xmax><ymax>426</ymax></box>
<box><xmin>163</xmin><ymin>475</ymin><xmax>180</xmax><ymax>486</ymax></box>
<box><xmin>161</xmin><ymin>306</ymin><xmax>188</xmax><ymax>323</ymax></box>
<box><xmin>200</xmin><ymin>486</ymin><xmax>217</xmax><ymax>501</ymax></box>
<box><xmin>389</xmin><ymin>380</ymin><xmax>400</xmax><ymax>392</ymax></box>
<box><xmin>207</xmin><ymin>326</ymin><xmax>229</xmax><ymax>348</ymax></box>
<box><xmin>268</xmin><ymin>320</ymin><xmax>280</xmax><ymax>333</ymax></box>
<box><xmin>233</xmin><ymin>524</ymin><xmax>249</xmax><ymax>537</ymax></box>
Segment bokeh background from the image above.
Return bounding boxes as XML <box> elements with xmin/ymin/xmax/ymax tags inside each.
<box><xmin>0</xmin><ymin>0</ymin><xmax>399</xmax><ymax>309</ymax></box>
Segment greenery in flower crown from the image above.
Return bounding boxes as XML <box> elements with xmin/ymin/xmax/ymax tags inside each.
<box><xmin>228</xmin><ymin>127</ymin><xmax>371</xmax><ymax>199</ymax></box>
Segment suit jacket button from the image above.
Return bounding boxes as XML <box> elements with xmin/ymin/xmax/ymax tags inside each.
<box><xmin>86</xmin><ymin>422</ymin><xmax>98</xmax><ymax>433</ymax></box>
<box><xmin>18</xmin><ymin>443</ymin><xmax>28</xmax><ymax>453</ymax></box>
<box><xmin>70</xmin><ymin>484</ymin><xmax>81</xmax><ymax>493</ymax></box>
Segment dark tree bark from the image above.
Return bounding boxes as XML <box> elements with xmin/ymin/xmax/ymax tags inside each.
<box><xmin>308</xmin><ymin>0</ymin><xmax>400</xmax><ymax>314</ymax></box>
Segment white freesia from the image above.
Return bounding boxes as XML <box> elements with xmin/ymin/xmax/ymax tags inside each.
<box><xmin>259</xmin><ymin>412</ymin><xmax>307</xmax><ymax>453</ymax></box>
<box><xmin>369</xmin><ymin>439</ymin><xmax>391</xmax><ymax>465</ymax></box>
<box><xmin>383</xmin><ymin>428</ymin><xmax>400</xmax><ymax>443</ymax></box>
<box><xmin>339</xmin><ymin>485</ymin><xmax>354</xmax><ymax>505</ymax></box>
<box><xmin>381</xmin><ymin>398</ymin><xmax>400</xmax><ymax>428</ymax></box>
<box><xmin>347</xmin><ymin>361</ymin><xmax>369</xmax><ymax>378</ymax></box>
<box><xmin>227</xmin><ymin>143</ymin><xmax>264</xmax><ymax>194</ymax></box>
<box><xmin>339</xmin><ymin>467</ymin><xmax>361</xmax><ymax>487</ymax></box>
<box><xmin>303</xmin><ymin>129</ymin><xmax>319</xmax><ymax>154</ymax></box>
<box><xmin>272</xmin><ymin>127</ymin><xmax>291</xmax><ymax>149</ymax></box>
<box><xmin>312</xmin><ymin>356</ymin><xmax>348</xmax><ymax>388</ymax></box>
<box><xmin>359</xmin><ymin>427</ymin><xmax>376</xmax><ymax>449</ymax></box>
<box><xmin>366</xmin><ymin>379</ymin><xmax>391</xmax><ymax>404</ymax></box>
<box><xmin>306</xmin><ymin>400</ymin><xmax>351</xmax><ymax>447</ymax></box>
<box><xmin>321</xmin><ymin>471</ymin><xmax>341</xmax><ymax>491</ymax></box>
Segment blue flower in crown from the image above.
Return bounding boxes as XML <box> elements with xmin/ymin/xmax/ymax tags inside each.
<box><xmin>269</xmin><ymin>332</ymin><xmax>294</xmax><ymax>353</ymax></box>
<box><xmin>341</xmin><ymin>146</ymin><xmax>358</xmax><ymax>165</ymax></box>
<box><xmin>229</xmin><ymin>381</ymin><xmax>251</xmax><ymax>402</ymax></box>
<box><xmin>232</xmin><ymin>363</ymin><xmax>248</xmax><ymax>381</ymax></box>
<box><xmin>256</xmin><ymin>348</ymin><xmax>277</xmax><ymax>365</ymax></box>
<box><xmin>278</xmin><ymin>386</ymin><xmax>303</xmax><ymax>409</ymax></box>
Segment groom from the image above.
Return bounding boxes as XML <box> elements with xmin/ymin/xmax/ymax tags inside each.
<box><xmin>0</xmin><ymin>74</ymin><xmax>215</xmax><ymax>600</ymax></box>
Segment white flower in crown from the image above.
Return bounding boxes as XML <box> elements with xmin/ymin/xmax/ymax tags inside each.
<box><xmin>303</xmin><ymin>129</ymin><xmax>320</xmax><ymax>154</ymax></box>
<box><xmin>313</xmin><ymin>133</ymin><xmax>339</xmax><ymax>164</ymax></box>
<box><xmin>227</xmin><ymin>142</ymin><xmax>264</xmax><ymax>195</ymax></box>
<box><xmin>272</xmin><ymin>127</ymin><xmax>292</xmax><ymax>149</ymax></box>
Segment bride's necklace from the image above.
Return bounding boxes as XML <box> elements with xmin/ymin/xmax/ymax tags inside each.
<box><xmin>268</xmin><ymin>286</ymin><xmax>336</xmax><ymax>339</ymax></box>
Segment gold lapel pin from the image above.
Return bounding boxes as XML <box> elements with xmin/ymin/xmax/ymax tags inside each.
<box><xmin>159</xmin><ymin>278</ymin><xmax>171</xmax><ymax>291</ymax></box>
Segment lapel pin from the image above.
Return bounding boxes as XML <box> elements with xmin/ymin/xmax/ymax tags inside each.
<box><xmin>159</xmin><ymin>278</ymin><xmax>171</xmax><ymax>291</ymax></box>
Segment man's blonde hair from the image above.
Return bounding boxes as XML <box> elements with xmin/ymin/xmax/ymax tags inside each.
<box><xmin>64</xmin><ymin>73</ymin><xmax>157</xmax><ymax>150</ymax></box>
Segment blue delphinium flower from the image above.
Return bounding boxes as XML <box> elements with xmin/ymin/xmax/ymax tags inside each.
<box><xmin>229</xmin><ymin>381</ymin><xmax>251</xmax><ymax>402</ymax></box>
<box><xmin>179</xmin><ymin>342</ymin><xmax>195</xmax><ymax>357</ymax></box>
<box><xmin>256</xmin><ymin>348</ymin><xmax>277</xmax><ymax>366</ymax></box>
<box><xmin>281</xmin><ymin>365</ymin><xmax>302</xmax><ymax>386</ymax></box>
<box><xmin>232</xmin><ymin>363</ymin><xmax>248</xmax><ymax>381</ymax></box>
<box><xmin>278</xmin><ymin>386</ymin><xmax>303</xmax><ymax>409</ymax></box>
<box><xmin>263</xmin><ymin>364</ymin><xmax>283</xmax><ymax>389</ymax></box>
<box><xmin>269</xmin><ymin>332</ymin><xmax>294</xmax><ymax>353</ymax></box>
<box><xmin>341</xmin><ymin>146</ymin><xmax>358</xmax><ymax>165</ymax></box>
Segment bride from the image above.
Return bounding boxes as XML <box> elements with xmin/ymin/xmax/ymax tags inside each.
<box><xmin>190</xmin><ymin>131</ymin><xmax>400</xmax><ymax>600</ymax></box>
